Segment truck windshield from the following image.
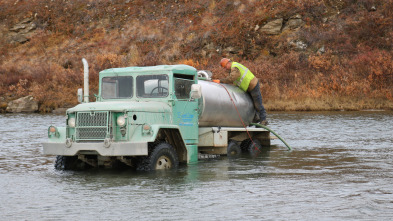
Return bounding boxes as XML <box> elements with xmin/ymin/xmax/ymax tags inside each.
<box><xmin>101</xmin><ymin>76</ymin><xmax>133</xmax><ymax>99</ymax></box>
<box><xmin>137</xmin><ymin>75</ymin><xmax>169</xmax><ymax>98</ymax></box>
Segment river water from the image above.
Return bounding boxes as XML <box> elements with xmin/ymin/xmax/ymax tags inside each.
<box><xmin>0</xmin><ymin>111</ymin><xmax>392</xmax><ymax>220</ymax></box>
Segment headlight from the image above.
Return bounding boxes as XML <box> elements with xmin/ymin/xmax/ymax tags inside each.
<box><xmin>68</xmin><ymin>117</ymin><xmax>76</xmax><ymax>128</ymax></box>
<box><xmin>117</xmin><ymin>115</ymin><xmax>126</xmax><ymax>127</ymax></box>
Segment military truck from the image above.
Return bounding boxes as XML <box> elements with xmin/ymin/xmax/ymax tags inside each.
<box><xmin>42</xmin><ymin>59</ymin><xmax>271</xmax><ymax>170</ymax></box>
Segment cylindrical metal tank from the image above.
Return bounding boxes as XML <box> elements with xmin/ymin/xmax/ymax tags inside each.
<box><xmin>198</xmin><ymin>80</ymin><xmax>256</xmax><ymax>127</ymax></box>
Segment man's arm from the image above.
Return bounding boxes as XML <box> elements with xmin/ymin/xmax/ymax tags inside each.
<box><xmin>220</xmin><ymin>67</ymin><xmax>240</xmax><ymax>84</ymax></box>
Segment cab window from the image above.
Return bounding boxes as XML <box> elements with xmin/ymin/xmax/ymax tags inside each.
<box><xmin>136</xmin><ymin>75</ymin><xmax>169</xmax><ymax>98</ymax></box>
<box><xmin>174</xmin><ymin>78</ymin><xmax>193</xmax><ymax>99</ymax></box>
<box><xmin>102</xmin><ymin>76</ymin><xmax>133</xmax><ymax>99</ymax></box>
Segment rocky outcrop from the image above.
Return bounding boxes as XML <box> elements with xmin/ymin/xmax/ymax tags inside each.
<box><xmin>8</xmin><ymin>17</ymin><xmax>36</xmax><ymax>44</ymax></box>
<box><xmin>282</xmin><ymin>15</ymin><xmax>304</xmax><ymax>32</ymax></box>
<box><xmin>258</xmin><ymin>15</ymin><xmax>304</xmax><ymax>35</ymax></box>
<box><xmin>260</xmin><ymin>18</ymin><xmax>283</xmax><ymax>35</ymax></box>
<box><xmin>6</xmin><ymin>96</ymin><xmax>38</xmax><ymax>113</ymax></box>
<box><xmin>9</xmin><ymin>17</ymin><xmax>36</xmax><ymax>33</ymax></box>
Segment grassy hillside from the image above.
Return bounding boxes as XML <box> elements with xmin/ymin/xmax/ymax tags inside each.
<box><xmin>0</xmin><ymin>0</ymin><xmax>392</xmax><ymax>112</ymax></box>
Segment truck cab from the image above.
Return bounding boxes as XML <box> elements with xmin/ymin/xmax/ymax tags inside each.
<box><xmin>43</xmin><ymin>65</ymin><xmax>201</xmax><ymax>170</ymax></box>
<box><xmin>43</xmin><ymin>64</ymin><xmax>271</xmax><ymax>171</ymax></box>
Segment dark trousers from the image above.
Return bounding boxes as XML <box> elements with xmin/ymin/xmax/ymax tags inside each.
<box><xmin>249</xmin><ymin>81</ymin><xmax>267</xmax><ymax>122</ymax></box>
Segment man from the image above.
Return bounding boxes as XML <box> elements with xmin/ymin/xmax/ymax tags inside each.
<box><xmin>218</xmin><ymin>58</ymin><xmax>268</xmax><ymax>125</ymax></box>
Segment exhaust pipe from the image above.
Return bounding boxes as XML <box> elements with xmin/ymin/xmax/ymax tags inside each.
<box><xmin>82</xmin><ymin>58</ymin><xmax>89</xmax><ymax>103</ymax></box>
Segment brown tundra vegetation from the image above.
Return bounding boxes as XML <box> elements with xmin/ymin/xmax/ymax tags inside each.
<box><xmin>0</xmin><ymin>0</ymin><xmax>392</xmax><ymax>112</ymax></box>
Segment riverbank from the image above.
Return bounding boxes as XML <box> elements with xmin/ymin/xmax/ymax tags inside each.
<box><xmin>1</xmin><ymin>95</ymin><xmax>392</xmax><ymax>114</ymax></box>
<box><xmin>265</xmin><ymin>97</ymin><xmax>393</xmax><ymax>111</ymax></box>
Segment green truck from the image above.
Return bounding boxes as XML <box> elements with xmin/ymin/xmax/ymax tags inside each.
<box><xmin>42</xmin><ymin>59</ymin><xmax>271</xmax><ymax>170</ymax></box>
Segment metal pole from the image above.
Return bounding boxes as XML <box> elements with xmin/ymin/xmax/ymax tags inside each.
<box><xmin>82</xmin><ymin>58</ymin><xmax>89</xmax><ymax>103</ymax></box>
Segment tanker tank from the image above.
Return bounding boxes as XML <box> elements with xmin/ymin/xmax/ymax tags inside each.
<box><xmin>197</xmin><ymin>80</ymin><xmax>256</xmax><ymax>127</ymax></box>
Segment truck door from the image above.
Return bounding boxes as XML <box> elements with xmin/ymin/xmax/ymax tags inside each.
<box><xmin>173</xmin><ymin>76</ymin><xmax>199</xmax><ymax>145</ymax></box>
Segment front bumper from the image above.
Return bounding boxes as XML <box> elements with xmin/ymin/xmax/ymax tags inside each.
<box><xmin>42</xmin><ymin>141</ymin><xmax>148</xmax><ymax>156</ymax></box>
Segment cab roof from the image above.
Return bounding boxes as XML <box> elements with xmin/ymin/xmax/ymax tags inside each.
<box><xmin>99</xmin><ymin>64</ymin><xmax>197</xmax><ymax>76</ymax></box>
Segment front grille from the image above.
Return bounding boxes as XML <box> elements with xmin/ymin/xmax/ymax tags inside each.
<box><xmin>75</xmin><ymin>111</ymin><xmax>109</xmax><ymax>141</ymax></box>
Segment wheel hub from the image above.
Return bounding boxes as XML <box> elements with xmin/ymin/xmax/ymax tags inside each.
<box><xmin>155</xmin><ymin>156</ymin><xmax>172</xmax><ymax>170</ymax></box>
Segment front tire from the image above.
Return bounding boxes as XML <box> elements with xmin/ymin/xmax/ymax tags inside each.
<box><xmin>55</xmin><ymin>155</ymin><xmax>68</xmax><ymax>170</ymax></box>
<box><xmin>55</xmin><ymin>155</ymin><xmax>87</xmax><ymax>170</ymax></box>
<box><xmin>137</xmin><ymin>142</ymin><xmax>179</xmax><ymax>171</ymax></box>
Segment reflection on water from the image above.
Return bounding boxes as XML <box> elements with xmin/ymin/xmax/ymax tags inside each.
<box><xmin>1</xmin><ymin>112</ymin><xmax>393</xmax><ymax>220</ymax></box>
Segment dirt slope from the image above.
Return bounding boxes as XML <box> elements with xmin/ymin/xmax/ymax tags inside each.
<box><xmin>0</xmin><ymin>0</ymin><xmax>392</xmax><ymax>112</ymax></box>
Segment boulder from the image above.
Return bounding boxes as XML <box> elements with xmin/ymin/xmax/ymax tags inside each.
<box><xmin>283</xmin><ymin>15</ymin><xmax>304</xmax><ymax>32</ymax></box>
<box><xmin>224</xmin><ymin>46</ymin><xmax>236</xmax><ymax>53</ymax></box>
<box><xmin>201</xmin><ymin>42</ymin><xmax>216</xmax><ymax>58</ymax></box>
<box><xmin>6</xmin><ymin>96</ymin><xmax>38</xmax><ymax>113</ymax></box>
<box><xmin>11</xmin><ymin>34</ymin><xmax>29</xmax><ymax>44</ymax></box>
<box><xmin>260</xmin><ymin>18</ymin><xmax>283</xmax><ymax>35</ymax></box>
<box><xmin>289</xmin><ymin>40</ymin><xmax>308</xmax><ymax>51</ymax></box>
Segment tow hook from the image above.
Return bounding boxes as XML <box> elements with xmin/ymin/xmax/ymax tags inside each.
<box><xmin>103</xmin><ymin>138</ymin><xmax>112</xmax><ymax>148</ymax></box>
<box><xmin>65</xmin><ymin>138</ymin><xmax>72</xmax><ymax>148</ymax></box>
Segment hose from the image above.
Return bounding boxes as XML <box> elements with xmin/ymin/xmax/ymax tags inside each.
<box><xmin>217</xmin><ymin>82</ymin><xmax>256</xmax><ymax>150</ymax></box>
<box><xmin>250</xmin><ymin>123</ymin><xmax>292</xmax><ymax>151</ymax></box>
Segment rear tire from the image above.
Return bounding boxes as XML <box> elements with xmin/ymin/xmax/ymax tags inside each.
<box><xmin>227</xmin><ymin>140</ymin><xmax>241</xmax><ymax>157</ymax></box>
<box><xmin>240</xmin><ymin>139</ymin><xmax>252</xmax><ymax>152</ymax></box>
<box><xmin>137</xmin><ymin>142</ymin><xmax>179</xmax><ymax>171</ymax></box>
<box><xmin>240</xmin><ymin>139</ymin><xmax>262</xmax><ymax>157</ymax></box>
<box><xmin>247</xmin><ymin>139</ymin><xmax>262</xmax><ymax>157</ymax></box>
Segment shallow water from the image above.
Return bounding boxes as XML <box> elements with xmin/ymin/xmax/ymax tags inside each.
<box><xmin>1</xmin><ymin>112</ymin><xmax>392</xmax><ymax>220</ymax></box>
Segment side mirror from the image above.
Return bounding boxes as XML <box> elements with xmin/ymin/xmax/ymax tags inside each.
<box><xmin>77</xmin><ymin>88</ymin><xmax>83</xmax><ymax>103</ymax></box>
<box><xmin>190</xmin><ymin>84</ymin><xmax>202</xmax><ymax>99</ymax></box>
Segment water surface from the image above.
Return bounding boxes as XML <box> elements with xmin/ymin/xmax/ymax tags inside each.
<box><xmin>1</xmin><ymin>112</ymin><xmax>392</xmax><ymax>220</ymax></box>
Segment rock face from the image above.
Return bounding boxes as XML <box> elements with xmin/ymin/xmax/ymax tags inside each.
<box><xmin>9</xmin><ymin>17</ymin><xmax>36</xmax><ymax>33</ymax></box>
<box><xmin>6</xmin><ymin>96</ymin><xmax>38</xmax><ymax>113</ymax></box>
<box><xmin>282</xmin><ymin>15</ymin><xmax>304</xmax><ymax>32</ymax></box>
<box><xmin>260</xmin><ymin>18</ymin><xmax>284</xmax><ymax>35</ymax></box>
<box><xmin>8</xmin><ymin>17</ymin><xmax>36</xmax><ymax>44</ymax></box>
<box><xmin>259</xmin><ymin>15</ymin><xmax>304</xmax><ymax>35</ymax></box>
